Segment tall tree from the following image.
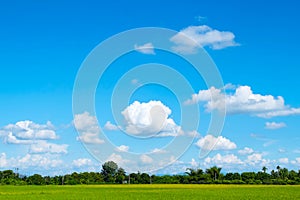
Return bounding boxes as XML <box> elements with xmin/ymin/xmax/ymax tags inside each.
<box><xmin>206</xmin><ymin>166</ymin><xmax>222</xmax><ymax>181</ymax></box>
<box><xmin>101</xmin><ymin>161</ymin><xmax>118</xmax><ymax>183</ymax></box>
<box><xmin>262</xmin><ymin>166</ymin><xmax>268</xmax><ymax>173</ymax></box>
<box><xmin>115</xmin><ymin>168</ymin><xmax>126</xmax><ymax>184</ymax></box>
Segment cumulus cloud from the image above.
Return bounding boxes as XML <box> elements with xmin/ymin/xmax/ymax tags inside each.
<box><xmin>151</xmin><ymin>148</ymin><xmax>168</xmax><ymax>154</ymax></box>
<box><xmin>17</xmin><ymin>154</ymin><xmax>63</xmax><ymax>169</ymax></box>
<box><xmin>278</xmin><ymin>157</ymin><xmax>289</xmax><ymax>164</ymax></box>
<box><xmin>196</xmin><ymin>135</ymin><xmax>237</xmax><ymax>151</ymax></box>
<box><xmin>204</xmin><ymin>153</ymin><xmax>243</xmax><ymax>166</ymax></box>
<box><xmin>203</xmin><ymin>152</ymin><xmax>274</xmax><ymax>171</ymax></box>
<box><xmin>247</xmin><ymin>153</ymin><xmax>263</xmax><ymax>162</ymax></box>
<box><xmin>121</xmin><ymin>101</ymin><xmax>183</xmax><ymax>137</ymax></box>
<box><xmin>238</xmin><ymin>147</ymin><xmax>254</xmax><ymax>155</ymax></box>
<box><xmin>107</xmin><ymin>153</ymin><xmax>130</xmax><ymax>166</ymax></box>
<box><xmin>291</xmin><ymin>158</ymin><xmax>299</xmax><ymax>165</ymax></box>
<box><xmin>0</xmin><ymin>153</ymin><xmax>8</xmax><ymax>168</ymax></box>
<box><xmin>292</xmin><ymin>158</ymin><xmax>300</xmax><ymax>165</ymax></box>
<box><xmin>0</xmin><ymin>120</ymin><xmax>57</xmax><ymax>142</ymax></box>
<box><xmin>0</xmin><ymin>120</ymin><xmax>69</xmax><ymax>156</ymax></box>
<box><xmin>29</xmin><ymin>141</ymin><xmax>68</xmax><ymax>154</ymax></box>
<box><xmin>265</xmin><ymin>122</ymin><xmax>286</xmax><ymax>129</ymax></box>
<box><xmin>185</xmin><ymin>84</ymin><xmax>300</xmax><ymax>118</ymax></box>
<box><xmin>104</xmin><ymin>121</ymin><xmax>120</xmax><ymax>131</ymax></box>
<box><xmin>4</xmin><ymin>132</ymin><xmax>34</xmax><ymax>145</ymax></box>
<box><xmin>170</xmin><ymin>25</ymin><xmax>239</xmax><ymax>54</ymax></box>
<box><xmin>72</xmin><ymin>158</ymin><xmax>93</xmax><ymax>168</ymax></box>
<box><xmin>140</xmin><ymin>154</ymin><xmax>153</xmax><ymax>164</ymax></box>
<box><xmin>134</xmin><ymin>43</ymin><xmax>155</xmax><ymax>55</ymax></box>
<box><xmin>0</xmin><ymin>152</ymin><xmax>69</xmax><ymax>174</ymax></box>
<box><xmin>74</xmin><ymin>112</ymin><xmax>104</xmax><ymax>144</ymax></box>
<box><xmin>116</xmin><ymin>145</ymin><xmax>129</xmax><ymax>152</ymax></box>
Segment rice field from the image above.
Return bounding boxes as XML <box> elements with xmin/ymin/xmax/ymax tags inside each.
<box><xmin>0</xmin><ymin>184</ymin><xmax>299</xmax><ymax>199</ymax></box>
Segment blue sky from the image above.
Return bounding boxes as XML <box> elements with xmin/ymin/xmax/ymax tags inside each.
<box><xmin>1</xmin><ymin>0</ymin><xmax>300</xmax><ymax>175</ymax></box>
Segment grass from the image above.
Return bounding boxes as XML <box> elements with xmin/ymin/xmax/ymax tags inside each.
<box><xmin>0</xmin><ymin>184</ymin><xmax>300</xmax><ymax>199</ymax></box>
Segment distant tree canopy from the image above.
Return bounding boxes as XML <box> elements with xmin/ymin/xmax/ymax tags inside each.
<box><xmin>101</xmin><ymin>161</ymin><xmax>118</xmax><ymax>183</ymax></box>
<box><xmin>0</xmin><ymin>164</ymin><xmax>300</xmax><ymax>185</ymax></box>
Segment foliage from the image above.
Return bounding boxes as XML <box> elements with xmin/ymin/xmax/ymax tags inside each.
<box><xmin>0</xmin><ymin>164</ymin><xmax>300</xmax><ymax>185</ymax></box>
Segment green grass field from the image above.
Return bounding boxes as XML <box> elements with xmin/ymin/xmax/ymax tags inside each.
<box><xmin>0</xmin><ymin>185</ymin><xmax>299</xmax><ymax>199</ymax></box>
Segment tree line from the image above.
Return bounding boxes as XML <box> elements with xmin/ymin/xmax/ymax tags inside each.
<box><xmin>1</xmin><ymin>161</ymin><xmax>300</xmax><ymax>185</ymax></box>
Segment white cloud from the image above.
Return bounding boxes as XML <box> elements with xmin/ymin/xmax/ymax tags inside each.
<box><xmin>190</xmin><ymin>158</ymin><xmax>198</xmax><ymax>168</ymax></box>
<box><xmin>258</xmin><ymin>108</ymin><xmax>300</xmax><ymax>118</ymax></box>
<box><xmin>246</xmin><ymin>153</ymin><xmax>265</xmax><ymax>165</ymax></box>
<box><xmin>0</xmin><ymin>153</ymin><xmax>8</xmax><ymax>168</ymax></box>
<box><xmin>263</xmin><ymin>140</ymin><xmax>277</xmax><ymax>147</ymax></box>
<box><xmin>74</xmin><ymin>112</ymin><xmax>104</xmax><ymax>144</ymax></box>
<box><xmin>195</xmin><ymin>16</ymin><xmax>207</xmax><ymax>22</ymax></box>
<box><xmin>17</xmin><ymin>154</ymin><xmax>63</xmax><ymax>169</ymax></box>
<box><xmin>140</xmin><ymin>154</ymin><xmax>153</xmax><ymax>164</ymax></box>
<box><xmin>29</xmin><ymin>141</ymin><xmax>68</xmax><ymax>154</ymax></box>
<box><xmin>186</xmin><ymin>130</ymin><xmax>201</xmax><ymax>138</ymax></box>
<box><xmin>278</xmin><ymin>158</ymin><xmax>289</xmax><ymax>164</ymax></box>
<box><xmin>74</xmin><ymin>112</ymin><xmax>98</xmax><ymax>131</ymax></box>
<box><xmin>202</xmin><ymin>152</ymin><xmax>274</xmax><ymax>171</ymax></box>
<box><xmin>238</xmin><ymin>147</ymin><xmax>254</xmax><ymax>155</ymax></box>
<box><xmin>185</xmin><ymin>84</ymin><xmax>300</xmax><ymax>118</ymax></box>
<box><xmin>196</xmin><ymin>135</ymin><xmax>237</xmax><ymax>151</ymax></box>
<box><xmin>0</xmin><ymin>120</ymin><xmax>57</xmax><ymax>143</ymax></box>
<box><xmin>104</xmin><ymin>121</ymin><xmax>120</xmax><ymax>131</ymax></box>
<box><xmin>151</xmin><ymin>148</ymin><xmax>167</xmax><ymax>154</ymax></box>
<box><xmin>170</xmin><ymin>25</ymin><xmax>239</xmax><ymax>54</ymax></box>
<box><xmin>72</xmin><ymin>158</ymin><xmax>93</xmax><ymax>168</ymax></box>
<box><xmin>134</xmin><ymin>43</ymin><xmax>155</xmax><ymax>55</ymax></box>
<box><xmin>204</xmin><ymin>153</ymin><xmax>243</xmax><ymax>165</ymax></box>
<box><xmin>77</xmin><ymin>133</ymin><xmax>104</xmax><ymax>144</ymax></box>
<box><xmin>265</xmin><ymin>122</ymin><xmax>286</xmax><ymax>130</ymax></box>
<box><xmin>107</xmin><ymin>153</ymin><xmax>130</xmax><ymax>166</ymax></box>
<box><xmin>121</xmin><ymin>101</ymin><xmax>183</xmax><ymax>137</ymax></box>
<box><xmin>4</xmin><ymin>132</ymin><xmax>34</xmax><ymax>144</ymax></box>
<box><xmin>291</xmin><ymin>158</ymin><xmax>300</xmax><ymax>165</ymax></box>
<box><xmin>294</xmin><ymin>149</ymin><xmax>300</xmax><ymax>154</ymax></box>
<box><xmin>116</xmin><ymin>145</ymin><xmax>129</xmax><ymax>152</ymax></box>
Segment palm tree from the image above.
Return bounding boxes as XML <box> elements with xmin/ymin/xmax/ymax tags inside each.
<box><xmin>276</xmin><ymin>165</ymin><xmax>281</xmax><ymax>178</ymax></box>
<box><xmin>206</xmin><ymin>166</ymin><xmax>222</xmax><ymax>181</ymax></box>
<box><xmin>185</xmin><ymin>168</ymin><xmax>196</xmax><ymax>177</ymax></box>
<box><xmin>185</xmin><ymin>168</ymin><xmax>204</xmax><ymax>183</ymax></box>
<box><xmin>262</xmin><ymin>166</ymin><xmax>268</xmax><ymax>173</ymax></box>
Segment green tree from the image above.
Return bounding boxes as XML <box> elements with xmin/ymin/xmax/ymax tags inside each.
<box><xmin>185</xmin><ymin>168</ymin><xmax>204</xmax><ymax>183</ymax></box>
<box><xmin>206</xmin><ymin>166</ymin><xmax>222</xmax><ymax>181</ymax></box>
<box><xmin>101</xmin><ymin>161</ymin><xmax>118</xmax><ymax>183</ymax></box>
<box><xmin>280</xmin><ymin>168</ymin><xmax>289</xmax><ymax>180</ymax></box>
<box><xmin>27</xmin><ymin>174</ymin><xmax>45</xmax><ymax>185</ymax></box>
<box><xmin>241</xmin><ymin>172</ymin><xmax>256</xmax><ymax>183</ymax></box>
<box><xmin>115</xmin><ymin>168</ymin><xmax>126</xmax><ymax>184</ymax></box>
<box><xmin>262</xmin><ymin>166</ymin><xmax>267</xmax><ymax>173</ymax></box>
<box><xmin>276</xmin><ymin>166</ymin><xmax>281</xmax><ymax>178</ymax></box>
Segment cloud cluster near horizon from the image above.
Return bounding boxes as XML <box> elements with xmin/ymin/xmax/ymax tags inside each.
<box><xmin>0</xmin><ymin>120</ymin><xmax>67</xmax><ymax>154</ymax></box>
<box><xmin>184</xmin><ymin>84</ymin><xmax>300</xmax><ymax>118</ymax></box>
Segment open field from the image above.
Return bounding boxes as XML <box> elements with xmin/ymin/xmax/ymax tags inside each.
<box><xmin>0</xmin><ymin>185</ymin><xmax>300</xmax><ymax>199</ymax></box>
